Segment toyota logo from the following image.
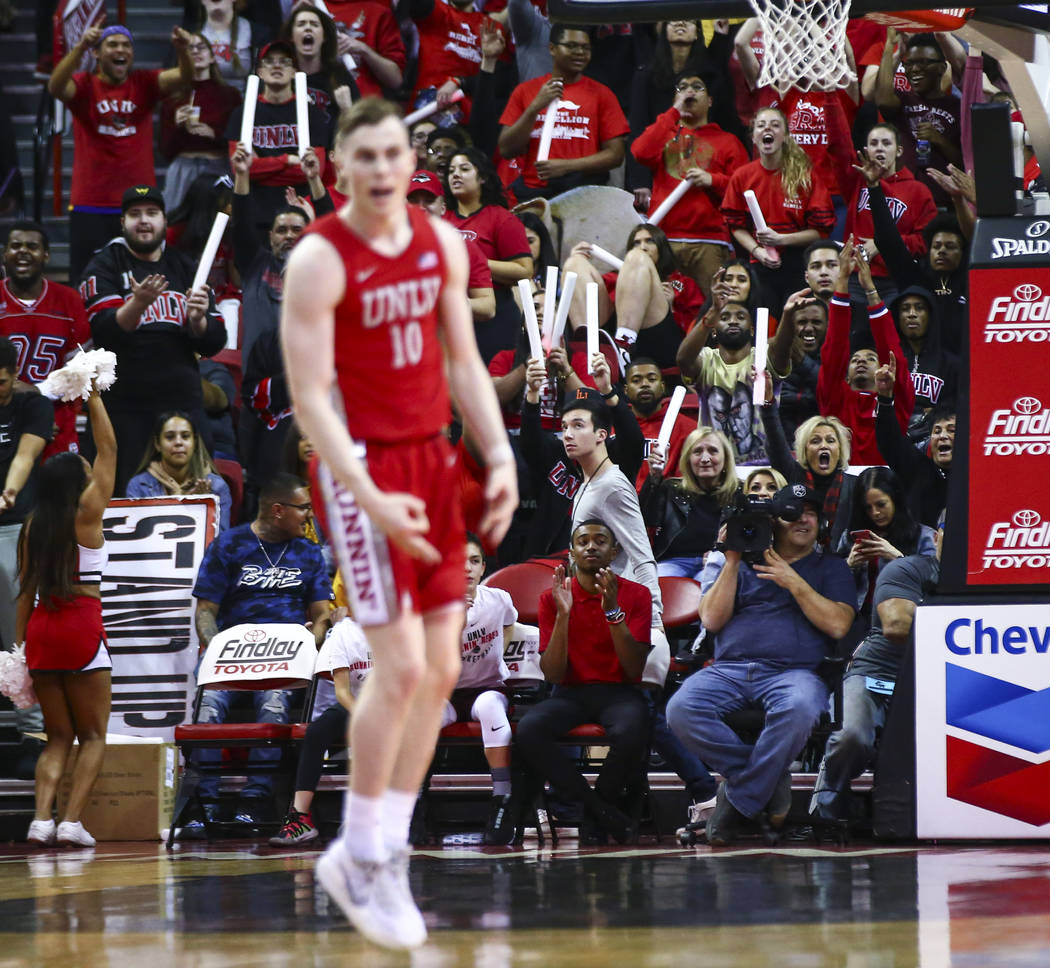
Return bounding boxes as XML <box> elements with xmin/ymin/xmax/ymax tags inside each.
<box><xmin>1015</xmin><ymin>397</ymin><xmax>1042</xmax><ymax>414</ymax></box>
<box><xmin>244</xmin><ymin>628</ymin><xmax>266</xmax><ymax>642</ymax></box>
<box><xmin>1013</xmin><ymin>510</ymin><xmax>1041</xmax><ymax>528</ymax></box>
<box><xmin>1014</xmin><ymin>284</ymin><xmax>1042</xmax><ymax>301</ymax></box>
<box><xmin>1026</xmin><ymin>220</ymin><xmax>1050</xmax><ymax>239</ymax></box>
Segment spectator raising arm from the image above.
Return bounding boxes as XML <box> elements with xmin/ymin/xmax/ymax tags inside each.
<box><xmin>157</xmin><ymin>27</ymin><xmax>195</xmax><ymax>96</ymax></box>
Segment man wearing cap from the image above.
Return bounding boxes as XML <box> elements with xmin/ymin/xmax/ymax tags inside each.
<box><xmin>666</xmin><ymin>483</ymin><xmax>856</xmax><ymax>846</ymax></box>
<box><xmin>48</xmin><ymin>20</ymin><xmax>194</xmax><ymax>283</ymax></box>
<box><xmin>79</xmin><ymin>185</ymin><xmax>227</xmax><ymax>493</ymax></box>
<box><xmin>225</xmin><ymin>40</ymin><xmax>331</xmax><ymax>234</ymax></box>
<box><xmin>406</xmin><ymin>170</ymin><xmax>494</xmax><ymax>323</ymax></box>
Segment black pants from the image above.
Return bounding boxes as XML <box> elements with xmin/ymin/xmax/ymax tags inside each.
<box><xmin>515</xmin><ymin>683</ymin><xmax>649</xmax><ymax>807</ymax></box>
<box><xmin>68</xmin><ymin>209</ymin><xmax>122</xmax><ymax>286</ymax></box>
<box><xmin>295</xmin><ymin>705</ymin><xmax>348</xmax><ymax>793</ymax></box>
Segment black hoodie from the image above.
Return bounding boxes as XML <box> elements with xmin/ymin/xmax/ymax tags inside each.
<box><xmin>869</xmin><ymin>184</ymin><xmax>969</xmax><ymax>356</ymax></box>
<box><xmin>889</xmin><ymin>285</ymin><xmax>959</xmax><ymax>438</ymax></box>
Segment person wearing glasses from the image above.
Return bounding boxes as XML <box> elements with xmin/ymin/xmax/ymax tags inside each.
<box><xmin>874</xmin><ymin>31</ymin><xmax>963</xmax><ymax>208</ymax></box>
<box><xmin>631</xmin><ymin>73</ymin><xmax>748</xmax><ymax>297</ymax></box>
<box><xmin>185</xmin><ymin>471</ymin><xmax>333</xmax><ymax>835</ymax></box>
<box><xmin>224</xmin><ymin>40</ymin><xmax>330</xmax><ymax>234</ymax></box>
<box><xmin>498</xmin><ymin>24</ymin><xmax>629</xmax><ymax>202</ymax></box>
<box><xmin>159</xmin><ymin>33</ymin><xmax>242</xmax><ymax>211</ymax></box>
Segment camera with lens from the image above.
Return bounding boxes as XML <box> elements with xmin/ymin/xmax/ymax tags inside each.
<box><xmin>717</xmin><ymin>491</ymin><xmax>775</xmax><ymax>566</ymax></box>
<box><xmin>717</xmin><ymin>484</ymin><xmax>820</xmax><ymax>565</ymax></box>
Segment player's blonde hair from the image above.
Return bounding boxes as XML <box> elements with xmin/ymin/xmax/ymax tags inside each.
<box><xmin>335</xmin><ymin>96</ymin><xmax>404</xmax><ymax>142</ymax></box>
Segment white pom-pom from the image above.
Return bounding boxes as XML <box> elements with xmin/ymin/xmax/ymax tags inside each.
<box><xmin>37</xmin><ymin>349</ymin><xmax>118</xmax><ymax>402</ymax></box>
<box><xmin>0</xmin><ymin>644</ymin><xmax>37</xmax><ymax>709</ymax></box>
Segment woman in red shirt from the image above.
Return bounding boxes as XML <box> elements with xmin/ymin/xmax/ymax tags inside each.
<box><xmin>722</xmin><ymin>106</ymin><xmax>835</xmax><ymax>316</ymax></box>
<box><xmin>444</xmin><ymin>147</ymin><xmax>533</xmax><ymax>363</ymax></box>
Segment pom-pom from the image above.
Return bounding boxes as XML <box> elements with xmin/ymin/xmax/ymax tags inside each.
<box><xmin>0</xmin><ymin>644</ymin><xmax>37</xmax><ymax>709</ymax></box>
<box><xmin>37</xmin><ymin>349</ymin><xmax>118</xmax><ymax>402</ymax></box>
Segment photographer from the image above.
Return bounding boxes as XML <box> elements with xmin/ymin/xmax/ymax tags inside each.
<box><xmin>666</xmin><ymin>484</ymin><xmax>855</xmax><ymax>846</ymax></box>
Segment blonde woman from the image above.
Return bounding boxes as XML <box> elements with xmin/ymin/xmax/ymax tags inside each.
<box><xmin>721</xmin><ymin>107</ymin><xmax>836</xmax><ymax>315</ymax></box>
<box><xmin>760</xmin><ymin>404</ymin><xmax>856</xmax><ymax>549</ymax></box>
<box><xmin>640</xmin><ymin>426</ymin><xmax>739</xmax><ymax>579</ymax></box>
<box><xmin>743</xmin><ymin>466</ymin><xmax>788</xmax><ymax>499</ymax></box>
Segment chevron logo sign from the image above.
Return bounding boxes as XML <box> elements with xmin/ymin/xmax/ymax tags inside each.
<box><xmin>945</xmin><ymin>664</ymin><xmax>1050</xmax><ymax>825</ymax></box>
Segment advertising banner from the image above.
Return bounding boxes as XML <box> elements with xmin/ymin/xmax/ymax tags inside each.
<box><xmin>963</xmin><ymin>216</ymin><xmax>1050</xmax><ymax>589</ymax></box>
<box><xmin>54</xmin><ymin>0</ymin><xmax>105</xmax><ymax>71</ymax></box>
<box><xmin>102</xmin><ymin>497</ymin><xmax>217</xmax><ymax>740</ymax></box>
<box><xmin>916</xmin><ymin>603</ymin><xmax>1050</xmax><ymax>838</ymax></box>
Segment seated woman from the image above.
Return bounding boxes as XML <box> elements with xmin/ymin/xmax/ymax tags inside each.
<box><xmin>563</xmin><ymin>223</ymin><xmax>703</xmax><ymax>370</ymax></box>
<box><xmin>126</xmin><ymin>411</ymin><xmax>232</xmax><ymax>531</ymax></box>
<box><xmin>837</xmin><ymin>465</ymin><xmax>936</xmax><ymax>620</ymax></box>
<box><xmin>640</xmin><ymin>426</ymin><xmax>739</xmax><ymax>579</ymax></box>
<box><xmin>743</xmin><ymin>466</ymin><xmax>788</xmax><ymax>500</ymax></box>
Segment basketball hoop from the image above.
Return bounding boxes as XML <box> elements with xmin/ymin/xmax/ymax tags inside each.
<box><xmin>864</xmin><ymin>8</ymin><xmax>974</xmax><ymax>32</ymax></box>
<box><xmin>747</xmin><ymin>0</ymin><xmax>854</xmax><ymax>94</ymax></box>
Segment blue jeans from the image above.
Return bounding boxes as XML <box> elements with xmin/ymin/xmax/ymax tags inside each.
<box><xmin>644</xmin><ymin>690</ymin><xmax>718</xmax><ymax>802</ymax></box>
<box><xmin>666</xmin><ymin>661</ymin><xmax>828</xmax><ymax>817</ymax></box>
<box><xmin>811</xmin><ymin>673</ymin><xmax>892</xmax><ymax>816</ymax></box>
<box><xmin>195</xmin><ymin>688</ymin><xmax>294</xmax><ymax>800</ymax></box>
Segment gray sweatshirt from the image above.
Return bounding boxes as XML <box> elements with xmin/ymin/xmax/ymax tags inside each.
<box><xmin>571</xmin><ymin>463</ymin><xmax>663</xmax><ymax>620</ymax></box>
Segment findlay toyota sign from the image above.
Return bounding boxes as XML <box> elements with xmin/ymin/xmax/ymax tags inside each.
<box><xmin>967</xmin><ymin>260</ymin><xmax>1050</xmax><ymax>588</ymax></box>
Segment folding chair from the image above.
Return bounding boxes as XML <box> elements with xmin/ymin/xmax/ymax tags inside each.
<box><xmin>167</xmin><ymin>623</ymin><xmax>317</xmax><ymax>848</ymax></box>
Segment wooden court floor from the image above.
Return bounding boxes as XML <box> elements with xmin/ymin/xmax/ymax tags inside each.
<box><xmin>2</xmin><ymin>837</ymin><xmax>1050</xmax><ymax>967</ymax></box>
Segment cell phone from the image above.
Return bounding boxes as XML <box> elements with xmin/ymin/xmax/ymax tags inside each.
<box><xmin>851</xmin><ymin>529</ymin><xmax>874</xmax><ymax>543</ymax></box>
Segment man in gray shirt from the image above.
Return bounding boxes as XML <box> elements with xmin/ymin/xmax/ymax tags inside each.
<box><xmin>563</xmin><ymin>388</ymin><xmax>662</xmax><ymax>622</ymax></box>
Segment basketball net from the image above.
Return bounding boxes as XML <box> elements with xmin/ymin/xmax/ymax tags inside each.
<box><xmin>748</xmin><ymin>0</ymin><xmax>854</xmax><ymax>94</ymax></box>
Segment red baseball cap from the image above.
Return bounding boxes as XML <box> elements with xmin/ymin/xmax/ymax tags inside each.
<box><xmin>408</xmin><ymin>170</ymin><xmax>444</xmax><ymax>198</ymax></box>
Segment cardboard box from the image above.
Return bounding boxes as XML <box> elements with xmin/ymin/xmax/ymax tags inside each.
<box><xmin>58</xmin><ymin>736</ymin><xmax>176</xmax><ymax>841</ymax></box>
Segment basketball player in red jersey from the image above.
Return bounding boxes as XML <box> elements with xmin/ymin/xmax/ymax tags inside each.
<box><xmin>280</xmin><ymin>97</ymin><xmax>516</xmax><ymax>951</ymax></box>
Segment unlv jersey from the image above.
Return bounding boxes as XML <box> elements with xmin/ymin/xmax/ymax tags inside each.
<box><xmin>305</xmin><ymin>207</ymin><xmax>451</xmax><ymax>443</ymax></box>
<box><xmin>0</xmin><ymin>278</ymin><xmax>91</xmax><ymax>455</ymax></box>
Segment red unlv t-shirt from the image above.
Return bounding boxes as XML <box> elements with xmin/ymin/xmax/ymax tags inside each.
<box><xmin>68</xmin><ymin>69</ymin><xmax>163</xmax><ymax>208</ymax></box>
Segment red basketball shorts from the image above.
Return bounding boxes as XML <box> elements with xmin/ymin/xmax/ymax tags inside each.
<box><xmin>319</xmin><ymin>434</ymin><xmax>466</xmax><ymax>627</ymax></box>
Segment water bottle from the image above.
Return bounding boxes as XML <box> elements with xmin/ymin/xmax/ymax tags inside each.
<box><xmin>915</xmin><ymin>138</ymin><xmax>931</xmax><ymax>168</ymax></box>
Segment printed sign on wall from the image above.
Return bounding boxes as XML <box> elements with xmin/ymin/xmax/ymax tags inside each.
<box><xmin>916</xmin><ymin>603</ymin><xmax>1050</xmax><ymax>838</ymax></box>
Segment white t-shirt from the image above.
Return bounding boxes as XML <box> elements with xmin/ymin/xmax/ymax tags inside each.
<box><xmin>311</xmin><ymin>617</ymin><xmax>373</xmax><ymax>718</ymax></box>
<box><xmin>456</xmin><ymin>585</ymin><xmax>517</xmax><ymax>690</ymax></box>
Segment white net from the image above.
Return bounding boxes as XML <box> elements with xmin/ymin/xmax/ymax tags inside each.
<box><xmin>748</xmin><ymin>0</ymin><xmax>854</xmax><ymax>94</ymax></box>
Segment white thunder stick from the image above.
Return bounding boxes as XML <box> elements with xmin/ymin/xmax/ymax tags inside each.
<box><xmin>403</xmin><ymin>89</ymin><xmax>464</xmax><ymax>127</ymax></box>
<box><xmin>656</xmin><ymin>384</ymin><xmax>687</xmax><ymax>454</ymax></box>
<box><xmin>239</xmin><ymin>74</ymin><xmax>259</xmax><ymax>150</ymax></box>
<box><xmin>295</xmin><ymin>72</ymin><xmax>311</xmax><ymax>158</ymax></box>
<box><xmin>585</xmin><ymin>282</ymin><xmax>599</xmax><ymax>373</ymax></box>
<box><xmin>518</xmin><ymin>279</ymin><xmax>544</xmax><ymax>361</ymax></box>
<box><xmin>647</xmin><ymin>179</ymin><xmax>691</xmax><ymax>227</ymax></box>
<box><xmin>588</xmin><ymin>244</ymin><xmax>624</xmax><ymax>271</ymax></box>
<box><xmin>752</xmin><ymin>306</ymin><xmax>770</xmax><ymax>406</ymax></box>
<box><xmin>541</xmin><ymin>265</ymin><xmax>559</xmax><ymax>348</ymax></box>
<box><xmin>537</xmin><ymin>99</ymin><xmax>561</xmax><ymax>162</ymax></box>
<box><xmin>743</xmin><ymin>189</ymin><xmax>768</xmax><ymax>234</ymax></box>
<box><xmin>550</xmin><ymin>271</ymin><xmax>577</xmax><ymax>348</ymax></box>
<box><xmin>191</xmin><ymin>211</ymin><xmax>230</xmax><ymax>293</ymax></box>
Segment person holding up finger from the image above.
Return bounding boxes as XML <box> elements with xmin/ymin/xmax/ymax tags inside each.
<box><xmin>666</xmin><ymin>483</ymin><xmax>855</xmax><ymax>846</ymax></box>
<box><xmin>79</xmin><ymin>186</ymin><xmax>226</xmax><ymax>494</ymax></box>
<box><xmin>48</xmin><ymin>21</ymin><xmax>195</xmax><ymax>282</ymax></box>
<box><xmin>816</xmin><ymin>237</ymin><xmax>914</xmax><ymax>466</ymax></box>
